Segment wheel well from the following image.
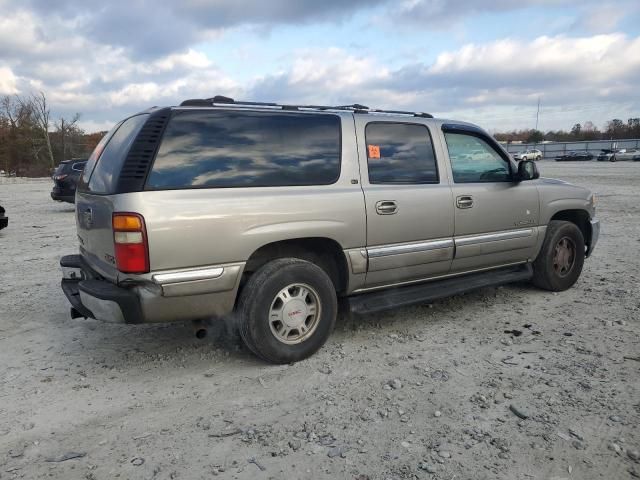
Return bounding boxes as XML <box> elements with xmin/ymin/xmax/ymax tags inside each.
<box><xmin>243</xmin><ymin>238</ymin><xmax>349</xmax><ymax>293</ymax></box>
<box><xmin>550</xmin><ymin>210</ymin><xmax>591</xmax><ymax>246</ymax></box>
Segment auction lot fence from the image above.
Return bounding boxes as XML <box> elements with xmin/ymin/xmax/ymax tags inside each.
<box><xmin>501</xmin><ymin>138</ymin><xmax>640</xmax><ymax>159</ymax></box>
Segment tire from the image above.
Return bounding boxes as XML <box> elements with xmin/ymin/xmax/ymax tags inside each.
<box><xmin>536</xmin><ymin>156</ymin><xmax>542</xmax><ymax>161</ymax></box>
<box><xmin>532</xmin><ymin>220</ymin><xmax>585</xmax><ymax>292</ymax></box>
<box><xmin>610</xmin><ymin>155</ymin><xmax>616</xmax><ymax>162</ymax></box>
<box><xmin>236</xmin><ymin>258</ymin><xmax>337</xmax><ymax>364</ymax></box>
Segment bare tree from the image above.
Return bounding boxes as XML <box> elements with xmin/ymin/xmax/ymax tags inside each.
<box><xmin>19</xmin><ymin>91</ymin><xmax>55</xmax><ymax>169</ymax></box>
<box><xmin>56</xmin><ymin>112</ymin><xmax>81</xmax><ymax>159</ymax></box>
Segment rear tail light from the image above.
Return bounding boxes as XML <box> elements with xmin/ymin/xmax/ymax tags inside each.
<box><xmin>112</xmin><ymin>213</ymin><xmax>149</xmax><ymax>273</ymax></box>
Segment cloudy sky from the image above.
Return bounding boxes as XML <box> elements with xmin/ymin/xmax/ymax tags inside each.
<box><xmin>1</xmin><ymin>0</ymin><xmax>639</xmax><ymax>133</ymax></box>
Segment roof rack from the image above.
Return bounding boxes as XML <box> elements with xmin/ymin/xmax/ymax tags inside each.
<box><xmin>179</xmin><ymin>96</ymin><xmax>433</xmax><ymax>118</ymax></box>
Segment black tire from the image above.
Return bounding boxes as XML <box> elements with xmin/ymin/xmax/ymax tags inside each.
<box><xmin>236</xmin><ymin>258</ymin><xmax>337</xmax><ymax>364</ymax></box>
<box><xmin>610</xmin><ymin>155</ymin><xmax>616</xmax><ymax>162</ymax></box>
<box><xmin>532</xmin><ymin>220</ymin><xmax>585</xmax><ymax>291</ymax></box>
<box><xmin>536</xmin><ymin>155</ymin><xmax>542</xmax><ymax>161</ymax></box>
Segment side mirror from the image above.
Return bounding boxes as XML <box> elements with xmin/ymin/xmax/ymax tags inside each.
<box><xmin>517</xmin><ymin>160</ymin><xmax>539</xmax><ymax>181</ymax></box>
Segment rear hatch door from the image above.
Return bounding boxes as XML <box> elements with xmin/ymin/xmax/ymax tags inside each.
<box><xmin>76</xmin><ymin>114</ymin><xmax>149</xmax><ymax>281</ymax></box>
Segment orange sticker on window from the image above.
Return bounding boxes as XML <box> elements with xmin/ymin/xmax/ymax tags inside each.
<box><xmin>368</xmin><ymin>145</ymin><xmax>381</xmax><ymax>159</ymax></box>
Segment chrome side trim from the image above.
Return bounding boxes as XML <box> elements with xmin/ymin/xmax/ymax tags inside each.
<box><xmin>455</xmin><ymin>228</ymin><xmax>534</xmax><ymax>247</ymax></box>
<box><xmin>368</xmin><ymin>239</ymin><xmax>454</xmax><ymax>258</ymax></box>
<box><xmin>153</xmin><ymin>267</ymin><xmax>224</xmax><ymax>285</ymax></box>
<box><xmin>352</xmin><ymin>261</ymin><xmax>528</xmax><ymax>294</ymax></box>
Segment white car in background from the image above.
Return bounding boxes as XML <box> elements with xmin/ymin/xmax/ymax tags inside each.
<box><xmin>513</xmin><ymin>149</ymin><xmax>543</xmax><ymax>161</ymax></box>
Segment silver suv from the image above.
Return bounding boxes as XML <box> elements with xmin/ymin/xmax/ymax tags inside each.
<box><xmin>513</xmin><ymin>149</ymin><xmax>543</xmax><ymax>161</ymax></box>
<box><xmin>61</xmin><ymin>96</ymin><xmax>600</xmax><ymax>363</ymax></box>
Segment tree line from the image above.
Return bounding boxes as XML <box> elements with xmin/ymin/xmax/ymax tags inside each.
<box><xmin>0</xmin><ymin>92</ymin><xmax>103</xmax><ymax>177</ymax></box>
<box><xmin>494</xmin><ymin>118</ymin><xmax>640</xmax><ymax>144</ymax></box>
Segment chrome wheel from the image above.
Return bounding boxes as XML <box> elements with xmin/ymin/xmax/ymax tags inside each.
<box><xmin>553</xmin><ymin>236</ymin><xmax>576</xmax><ymax>277</ymax></box>
<box><xmin>269</xmin><ymin>283</ymin><xmax>321</xmax><ymax>345</ymax></box>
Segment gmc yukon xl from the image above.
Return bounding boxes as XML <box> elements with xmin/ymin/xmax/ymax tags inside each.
<box><xmin>60</xmin><ymin>96</ymin><xmax>600</xmax><ymax>363</ymax></box>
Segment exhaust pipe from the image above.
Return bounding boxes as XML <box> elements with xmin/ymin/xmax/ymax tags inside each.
<box><xmin>193</xmin><ymin>319</ymin><xmax>207</xmax><ymax>339</ymax></box>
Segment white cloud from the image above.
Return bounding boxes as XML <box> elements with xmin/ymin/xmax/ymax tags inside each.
<box><xmin>0</xmin><ymin>66</ymin><xmax>19</xmax><ymax>94</ymax></box>
<box><xmin>250</xmin><ymin>34</ymin><xmax>640</xmax><ymax>130</ymax></box>
<box><xmin>429</xmin><ymin>34</ymin><xmax>638</xmax><ymax>81</ymax></box>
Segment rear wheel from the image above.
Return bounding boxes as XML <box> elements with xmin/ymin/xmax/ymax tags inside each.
<box><xmin>237</xmin><ymin>258</ymin><xmax>337</xmax><ymax>364</ymax></box>
<box><xmin>536</xmin><ymin>155</ymin><xmax>542</xmax><ymax>161</ymax></box>
<box><xmin>532</xmin><ymin>220</ymin><xmax>585</xmax><ymax>291</ymax></box>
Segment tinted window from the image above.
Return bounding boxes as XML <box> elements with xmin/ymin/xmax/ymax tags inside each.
<box><xmin>87</xmin><ymin>114</ymin><xmax>148</xmax><ymax>193</ymax></box>
<box><xmin>444</xmin><ymin>133</ymin><xmax>511</xmax><ymax>183</ymax></box>
<box><xmin>80</xmin><ymin>122</ymin><xmax>122</xmax><ymax>188</ymax></box>
<box><xmin>146</xmin><ymin>111</ymin><xmax>341</xmax><ymax>189</ymax></box>
<box><xmin>365</xmin><ymin>123</ymin><xmax>438</xmax><ymax>184</ymax></box>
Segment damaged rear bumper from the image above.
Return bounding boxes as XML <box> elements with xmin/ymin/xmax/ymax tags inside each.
<box><xmin>60</xmin><ymin>255</ymin><xmax>143</xmax><ymax>323</ymax></box>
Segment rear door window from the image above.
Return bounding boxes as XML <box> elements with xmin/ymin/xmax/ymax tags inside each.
<box><xmin>146</xmin><ymin>110</ymin><xmax>341</xmax><ymax>189</ymax></box>
<box><xmin>365</xmin><ymin>122</ymin><xmax>438</xmax><ymax>184</ymax></box>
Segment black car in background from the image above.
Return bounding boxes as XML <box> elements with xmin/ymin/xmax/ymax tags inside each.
<box><xmin>51</xmin><ymin>159</ymin><xmax>87</xmax><ymax>203</ymax></box>
<box><xmin>0</xmin><ymin>205</ymin><xmax>7</xmax><ymax>230</ymax></box>
<box><xmin>555</xmin><ymin>151</ymin><xmax>594</xmax><ymax>161</ymax></box>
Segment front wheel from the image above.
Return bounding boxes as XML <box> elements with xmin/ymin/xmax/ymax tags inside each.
<box><xmin>532</xmin><ymin>220</ymin><xmax>585</xmax><ymax>291</ymax></box>
<box><xmin>237</xmin><ymin>258</ymin><xmax>337</xmax><ymax>364</ymax></box>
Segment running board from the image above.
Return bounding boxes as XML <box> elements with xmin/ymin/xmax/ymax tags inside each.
<box><xmin>347</xmin><ymin>264</ymin><xmax>533</xmax><ymax>315</ymax></box>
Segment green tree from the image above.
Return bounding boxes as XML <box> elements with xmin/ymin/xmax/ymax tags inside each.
<box><xmin>527</xmin><ymin>130</ymin><xmax>544</xmax><ymax>144</ymax></box>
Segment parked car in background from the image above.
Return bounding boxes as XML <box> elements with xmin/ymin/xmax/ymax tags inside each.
<box><xmin>0</xmin><ymin>205</ymin><xmax>7</xmax><ymax>230</ymax></box>
<box><xmin>597</xmin><ymin>149</ymin><xmax>614</xmax><ymax>161</ymax></box>
<box><xmin>555</xmin><ymin>151</ymin><xmax>594</xmax><ymax>161</ymax></box>
<box><xmin>59</xmin><ymin>96</ymin><xmax>599</xmax><ymax>364</ymax></box>
<box><xmin>51</xmin><ymin>159</ymin><xmax>87</xmax><ymax>203</ymax></box>
<box><xmin>597</xmin><ymin>148</ymin><xmax>640</xmax><ymax>162</ymax></box>
<box><xmin>610</xmin><ymin>149</ymin><xmax>640</xmax><ymax>162</ymax></box>
<box><xmin>513</xmin><ymin>149</ymin><xmax>542</xmax><ymax>161</ymax></box>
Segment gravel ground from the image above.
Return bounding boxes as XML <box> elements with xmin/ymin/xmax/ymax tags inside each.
<box><xmin>0</xmin><ymin>162</ymin><xmax>639</xmax><ymax>480</ymax></box>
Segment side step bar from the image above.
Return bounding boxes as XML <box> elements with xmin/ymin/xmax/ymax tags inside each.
<box><xmin>347</xmin><ymin>264</ymin><xmax>533</xmax><ymax>315</ymax></box>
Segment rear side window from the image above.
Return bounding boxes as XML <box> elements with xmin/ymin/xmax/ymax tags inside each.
<box><xmin>146</xmin><ymin>110</ymin><xmax>341</xmax><ymax>189</ymax></box>
<box><xmin>365</xmin><ymin>122</ymin><xmax>438</xmax><ymax>184</ymax></box>
<box><xmin>84</xmin><ymin>114</ymin><xmax>149</xmax><ymax>194</ymax></box>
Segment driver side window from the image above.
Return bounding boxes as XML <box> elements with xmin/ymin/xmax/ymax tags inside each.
<box><xmin>444</xmin><ymin>132</ymin><xmax>511</xmax><ymax>183</ymax></box>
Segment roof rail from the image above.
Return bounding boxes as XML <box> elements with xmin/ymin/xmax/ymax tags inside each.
<box><xmin>178</xmin><ymin>96</ymin><xmax>434</xmax><ymax>118</ymax></box>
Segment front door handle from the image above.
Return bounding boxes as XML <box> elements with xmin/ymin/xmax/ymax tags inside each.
<box><xmin>456</xmin><ymin>195</ymin><xmax>474</xmax><ymax>209</ymax></box>
<box><xmin>375</xmin><ymin>200</ymin><xmax>398</xmax><ymax>215</ymax></box>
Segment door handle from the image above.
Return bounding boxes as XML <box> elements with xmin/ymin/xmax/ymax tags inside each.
<box><xmin>456</xmin><ymin>195</ymin><xmax>474</xmax><ymax>209</ymax></box>
<box><xmin>375</xmin><ymin>200</ymin><xmax>398</xmax><ymax>215</ymax></box>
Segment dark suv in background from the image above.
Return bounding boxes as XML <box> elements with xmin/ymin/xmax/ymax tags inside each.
<box><xmin>51</xmin><ymin>159</ymin><xmax>87</xmax><ymax>203</ymax></box>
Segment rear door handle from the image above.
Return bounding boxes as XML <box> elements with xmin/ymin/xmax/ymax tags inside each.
<box><xmin>456</xmin><ymin>195</ymin><xmax>474</xmax><ymax>209</ymax></box>
<box><xmin>375</xmin><ymin>200</ymin><xmax>398</xmax><ymax>215</ymax></box>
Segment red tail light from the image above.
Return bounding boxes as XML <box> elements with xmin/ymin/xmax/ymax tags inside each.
<box><xmin>112</xmin><ymin>213</ymin><xmax>149</xmax><ymax>273</ymax></box>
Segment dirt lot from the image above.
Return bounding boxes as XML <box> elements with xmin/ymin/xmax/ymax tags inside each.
<box><xmin>0</xmin><ymin>162</ymin><xmax>638</xmax><ymax>480</ymax></box>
